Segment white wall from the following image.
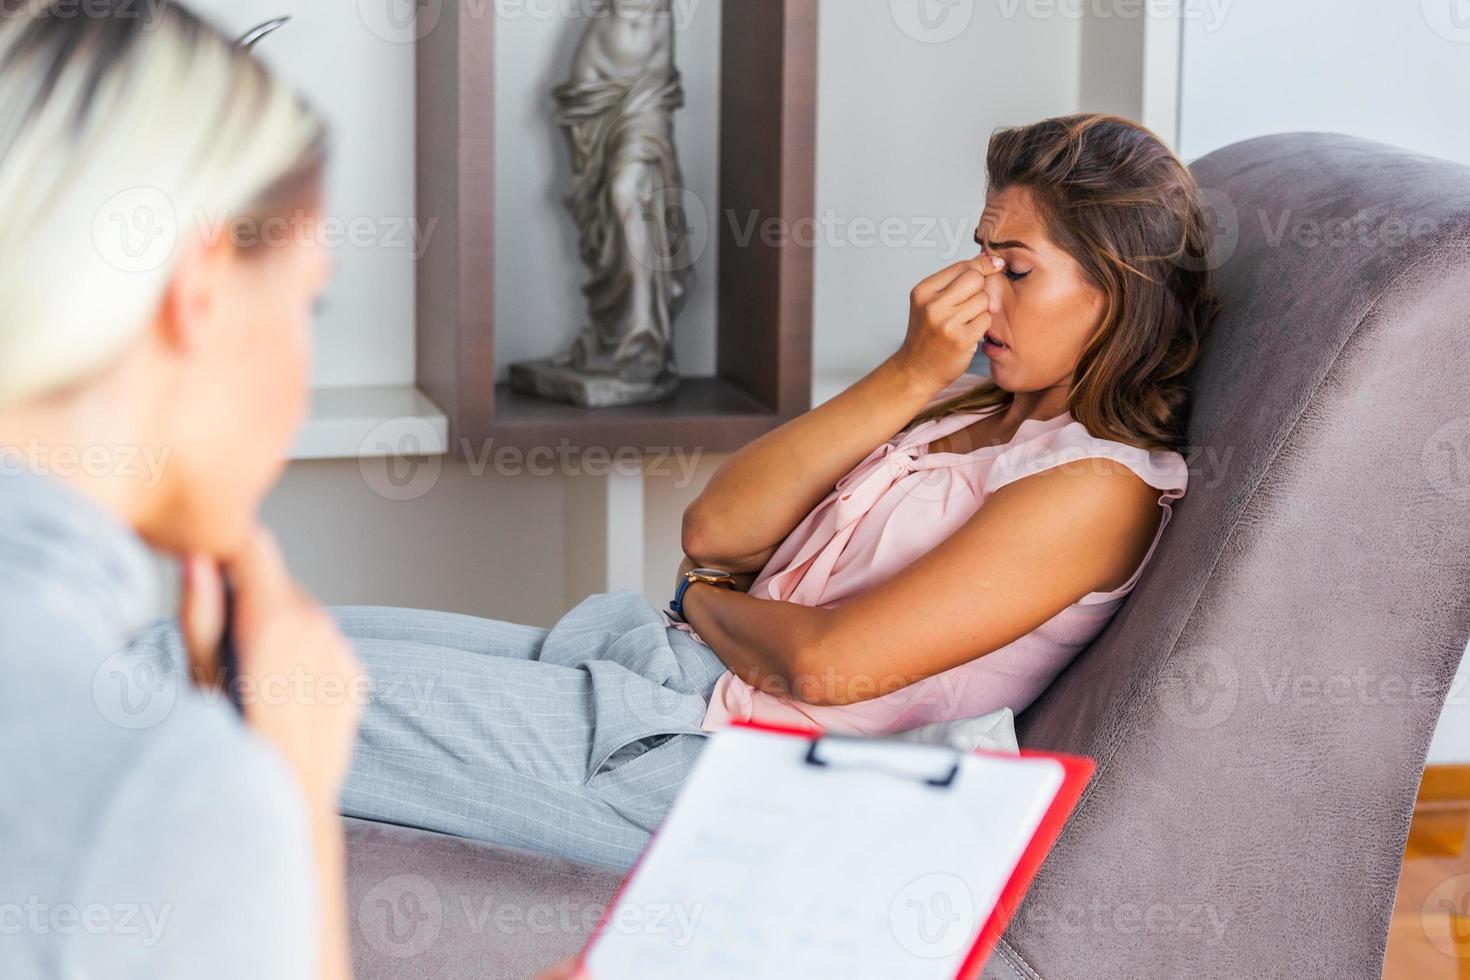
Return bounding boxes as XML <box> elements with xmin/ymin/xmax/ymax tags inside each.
<box><xmin>1179</xmin><ymin>0</ymin><xmax>1470</xmax><ymax>165</ymax></box>
<box><xmin>1078</xmin><ymin>3</ymin><xmax>1184</xmax><ymax>148</ymax></box>
<box><xmin>188</xmin><ymin>0</ymin><xmax>417</xmax><ymax>389</ymax></box>
<box><xmin>263</xmin><ymin>460</ymin><xmax>569</xmax><ymax>625</ymax></box>
<box><xmin>1177</xmin><ymin>0</ymin><xmax>1470</xmax><ymax>762</ymax></box>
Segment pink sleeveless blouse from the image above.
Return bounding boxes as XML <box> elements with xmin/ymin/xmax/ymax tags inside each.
<box><xmin>694</xmin><ymin>375</ymin><xmax>1190</xmax><ymax>736</ymax></box>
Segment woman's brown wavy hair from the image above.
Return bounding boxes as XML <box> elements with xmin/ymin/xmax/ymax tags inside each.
<box><xmin>914</xmin><ymin>113</ymin><xmax>1222</xmax><ymax>453</ymax></box>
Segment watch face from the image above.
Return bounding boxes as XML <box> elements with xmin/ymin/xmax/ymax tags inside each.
<box><xmin>691</xmin><ymin>568</ymin><xmax>729</xmax><ymax>579</ymax></box>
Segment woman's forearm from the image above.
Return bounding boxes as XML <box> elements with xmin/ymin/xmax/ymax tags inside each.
<box><xmin>683</xmin><ymin>583</ymin><xmax>855</xmax><ymax>706</ymax></box>
<box><xmin>681</xmin><ymin>356</ymin><xmax>939</xmax><ymax>570</ymax></box>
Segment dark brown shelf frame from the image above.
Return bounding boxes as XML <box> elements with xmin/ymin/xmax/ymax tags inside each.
<box><xmin>415</xmin><ymin>1</ymin><xmax>818</xmax><ymax>455</ymax></box>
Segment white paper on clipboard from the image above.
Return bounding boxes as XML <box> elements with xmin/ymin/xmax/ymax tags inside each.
<box><xmin>583</xmin><ymin>726</ymin><xmax>1072</xmax><ymax>980</ymax></box>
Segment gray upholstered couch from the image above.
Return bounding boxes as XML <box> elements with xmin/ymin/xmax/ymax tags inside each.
<box><xmin>344</xmin><ymin>133</ymin><xmax>1470</xmax><ymax>979</ymax></box>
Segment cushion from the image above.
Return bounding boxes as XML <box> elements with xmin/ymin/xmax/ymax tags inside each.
<box><xmin>895</xmin><ymin>707</ymin><xmax>1019</xmax><ymax>754</ymax></box>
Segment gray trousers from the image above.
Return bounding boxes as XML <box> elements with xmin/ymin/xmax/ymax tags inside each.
<box><xmin>133</xmin><ymin>592</ymin><xmax>725</xmax><ymax>871</ymax></box>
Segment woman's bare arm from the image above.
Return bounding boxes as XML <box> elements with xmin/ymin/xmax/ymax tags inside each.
<box><xmin>682</xmin><ymin>459</ymin><xmax>1164</xmax><ymax>705</ymax></box>
<box><xmin>681</xmin><ymin>255</ymin><xmax>1007</xmax><ymax>571</ymax></box>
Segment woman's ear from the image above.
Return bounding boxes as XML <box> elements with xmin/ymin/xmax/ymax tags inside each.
<box><xmin>1088</xmin><ymin>281</ymin><xmax>1112</xmax><ymax>333</ymax></box>
<box><xmin>156</xmin><ymin>235</ymin><xmax>233</xmax><ymax>355</ymax></box>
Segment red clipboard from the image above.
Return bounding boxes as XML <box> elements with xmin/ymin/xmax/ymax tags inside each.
<box><xmin>579</xmin><ymin>720</ymin><xmax>1093</xmax><ymax>978</ymax></box>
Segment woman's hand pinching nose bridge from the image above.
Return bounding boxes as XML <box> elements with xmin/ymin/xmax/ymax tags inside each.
<box><xmin>894</xmin><ymin>254</ymin><xmax>1008</xmax><ymax>393</ymax></box>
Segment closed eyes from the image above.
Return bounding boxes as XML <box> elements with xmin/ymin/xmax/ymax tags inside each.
<box><xmin>975</xmin><ymin>231</ymin><xmax>1033</xmax><ymax>282</ymax></box>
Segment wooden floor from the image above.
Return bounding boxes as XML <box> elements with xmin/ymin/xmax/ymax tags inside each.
<box><xmin>1386</xmin><ymin>766</ymin><xmax>1470</xmax><ymax>978</ymax></box>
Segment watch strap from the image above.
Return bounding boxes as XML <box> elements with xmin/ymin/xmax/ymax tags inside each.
<box><xmin>669</xmin><ymin>568</ymin><xmax>734</xmax><ymax>621</ymax></box>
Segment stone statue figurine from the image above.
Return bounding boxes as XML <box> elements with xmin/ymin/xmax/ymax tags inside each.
<box><xmin>510</xmin><ymin>0</ymin><xmax>695</xmax><ymax>408</ymax></box>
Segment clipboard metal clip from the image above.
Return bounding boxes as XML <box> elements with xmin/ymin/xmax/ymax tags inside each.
<box><xmin>803</xmin><ymin>735</ymin><xmax>962</xmax><ymax>789</ymax></box>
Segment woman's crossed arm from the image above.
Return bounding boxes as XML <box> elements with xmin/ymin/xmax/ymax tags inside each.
<box><xmin>682</xmin><ymin>458</ymin><xmax>1163</xmax><ymax>706</ymax></box>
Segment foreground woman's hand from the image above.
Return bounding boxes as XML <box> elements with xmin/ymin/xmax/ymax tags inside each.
<box><xmin>890</xmin><ymin>254</ymin><xmax>1007</xmax><ymax>394</ymax></box>
<box><xmin>181</xmin><ymin>527</ymin><xmax>365</xmax><ymax>980</ymax></box>
<box><xmin>181</xmin><ymin>527</ymin><xmax>366</xmax><ymax>810</ymax></box>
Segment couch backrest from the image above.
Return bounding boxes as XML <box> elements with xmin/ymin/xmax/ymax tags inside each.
<box><xmin>989</xmin><ymin>133</ymin><xmax>1470</xmax><ymax>979</ymax></box>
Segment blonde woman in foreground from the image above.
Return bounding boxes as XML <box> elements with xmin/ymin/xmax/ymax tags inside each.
<box><xmin>0</xmin><ymin>4</ymin><xmax>582</xmax><ymax>977</ymax></box>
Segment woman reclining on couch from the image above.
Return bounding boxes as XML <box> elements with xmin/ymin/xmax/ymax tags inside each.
<box><xmin>192</xmin><ymin>112</ymin><xmax>1218</xmax><ymax>873</ymax></box>
<box><xmin>134</xmin><ymin>112</ymin><xmax>1219</xmax><ymax>873</ymax></box>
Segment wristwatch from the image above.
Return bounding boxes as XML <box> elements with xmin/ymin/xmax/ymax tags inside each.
<box><xmin>669</xmin><ymin>568</ymin><xmax>737</xmax><ymax>623</ymax></box>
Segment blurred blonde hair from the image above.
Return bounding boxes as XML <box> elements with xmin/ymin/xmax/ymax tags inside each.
<box><xmin>0</xmin><ymin>0</ymin><xmax>325</xmax><ymax>405</ymax></box>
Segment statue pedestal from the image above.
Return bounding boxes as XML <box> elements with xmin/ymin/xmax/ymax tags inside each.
<box><xmin>509</xmin><ymin>359</ymin><xmax>680</xmax><ymax>409</ymax></box>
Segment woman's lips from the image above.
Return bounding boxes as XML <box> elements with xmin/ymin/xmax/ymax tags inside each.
<box><xmin>982</xmin><ymin>333</ymin><xmax>1009</xmax><ymax>356</ymax></box>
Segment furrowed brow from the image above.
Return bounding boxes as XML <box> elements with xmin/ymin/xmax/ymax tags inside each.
<box><xmin>974</xmin><ymin>229</ymin><xmax>1032</xmax><ymax>251</ymax></box>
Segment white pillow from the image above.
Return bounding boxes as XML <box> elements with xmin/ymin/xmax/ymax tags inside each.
<box><xmin>894</xmin><ymin>708</ymin><xmax>1019</xmax><ymax>755</ymax></box>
